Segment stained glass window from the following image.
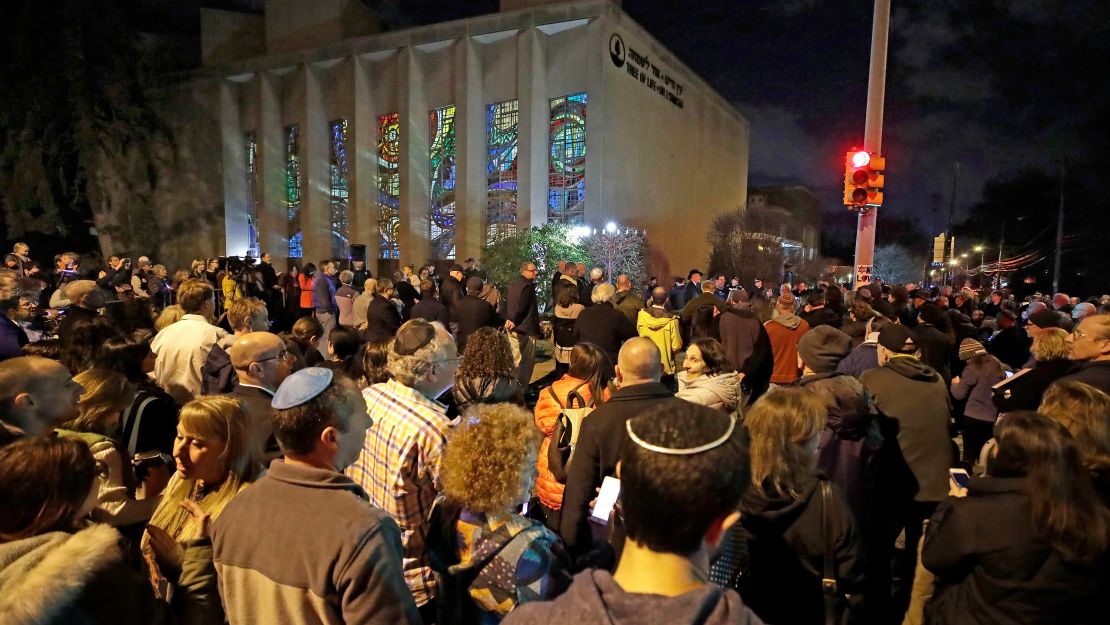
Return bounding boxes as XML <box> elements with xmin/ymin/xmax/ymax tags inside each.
<box><xmin>429</xmin><ymin>105</ymin><xmax>457</xmax><ymax>259</ymax></box>
<box><xmin>486</xmin><ymin>99</ymin><xmax>519</xmax><ymax>246</ymax></box>
<box><xmin>377</xmin><ymin>112</ymin><xmax>400</xmax><ymax>259</ymax></box>
<box><xmin>285</xmin><ymin>124</ymin><xmax>303</xmax><ymax>259</ymax></box>
<box><xmin>548</xmin><ymin>92</ymin><xmax>587</xmax><ymax>224</ymax></box>
<box><xmin>245</xmin><ymin>132</ymin><xmax>261</xmax><ymax>259</ymax></box>
<box><xmin>329</xmin><ymin>118</ymin><xmax>350</xmax><ymax>259</ymax></box>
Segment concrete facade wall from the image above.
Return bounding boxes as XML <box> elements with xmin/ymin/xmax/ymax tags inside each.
<box><xmin>157</xmin><ymin>0</ymin><xmax>747</xmax><ymax>278</ymax></box>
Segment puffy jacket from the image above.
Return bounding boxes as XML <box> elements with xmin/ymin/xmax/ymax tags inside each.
<box><xmin>0</xmin><ymin>524</ymin><xmax>219</xmax><ymax>625</ymax></box>
<box><xmin>452</xmin><ymin>375</ymin><xmax>523</xmax><ymax>416</ymax></box>
<box><xmin>676</xmin><ymin>371</ymin><xmax>740</xmax><ymax>413</ymax></box>
<box><xmin>297</xmin><ymin>274</ymin><xmax>314</xmax><ymax>309</ymax></box>
<box><xmin>533</xmin><ymin>375</ymin><xmax>607</xmax><ymax>510</ymax></box>
<box><xmin>636</xmin><ymin>309</ymin><xmax>682</xmax><ymax>375</ymax></box>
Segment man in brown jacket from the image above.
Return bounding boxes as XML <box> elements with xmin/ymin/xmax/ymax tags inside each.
<box><xmin>211</xmin><ymin>368</ymin><xmax>420</xmax><ymax>625</ymax></box>
<box><xmin>763</xmin><ymin>288</ymin><xmax>810</xmax><ymax>385</ymax></box>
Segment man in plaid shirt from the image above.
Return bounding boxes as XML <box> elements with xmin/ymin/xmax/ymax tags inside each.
<box><xmin>347</xmin><ymin>320</ymin><xmax>458</xmax><ymax>623</ymax></box>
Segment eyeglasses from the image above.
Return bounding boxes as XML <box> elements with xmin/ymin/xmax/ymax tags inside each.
<box><xmin>254</xmin><ymin>350</ymin><xmax>289</xmax><ymax>364</ymax></box>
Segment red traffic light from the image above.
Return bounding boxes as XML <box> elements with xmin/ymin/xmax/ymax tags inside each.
<box><xmin>851</xmin><ymin>150</ymin><xmax>870</xmax><ymax>168</ymax></box>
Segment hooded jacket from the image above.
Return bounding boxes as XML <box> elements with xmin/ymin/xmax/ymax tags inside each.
<box><xmin>0</xmin><ymin>524</ymin><xmax>218</xmax><ymax>625</ymax></box>
<box><xmin>860</xmin><ymin>355</ymin><xmax>953</xmax><ymax>503</ymax></box>
<box><xmin>636</xmin><ymin>309</ymin><xmax>682</xmax><ymax>375</ymax></box>
<box><xmin>793</xmin><ymin>372</ymin><xmax>883</xmax><ymax>523</ymax></box>
<box><xmin>718</xmin><ymin>305</ymin><xmax>773</xmax><ymax>403</ymax></box>
<box><xmin>613</xmin><ymin>289</ymin><xmax>645</xmax><ymax>323</ymax></box>
<box><xmin>676</xmin><ymin>371</ymin><xmax>740</xmax><ymax>413</ymax></box>
<box><xmin>501</xmin><ymin>569</ymin><xmax>764</xmax><ymax>625</ymax></box>
<box><xmin>764</xmin><ymin>313</ymin><xmax>810</xmax><ymax>384</ymax></box>
<box><xmin>724</xmin><ymin>476</ymin><xmax>863</xmax><ymax>625</ymax></box>
<box><xmin>923</xmin><ymin>477</ymin><xmax>1110</xmax><ymax>625</ymax></box>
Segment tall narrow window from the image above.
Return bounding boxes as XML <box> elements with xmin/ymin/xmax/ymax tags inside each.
<box><xmin>548</xmin><ymin>92</ymin><xmax>587</xmax><ymax>224</ymax></box>
<box><xmin>429</xmin><ymin>105</ymin><xmax>457</xmax><ymax>260</ymax></box>
<box><xmin>285</xmin><ymin>124</ymin><xmax>303</xmax><ymax>259</ymax></box>
<box><xmin>377</xmin><ymin>112</ymin><xmax>400</xmax><ymax>260</ymax></box>
<box><xmin>245</xmin><ymin>132</ymin><xmax>261</xmax><ymax>259</ymax></box>
<box><xmin>329</xmin><ymin>118</ymin><xmax>350</xmax><ymax>259</ymax></box>
<box><xmin>486</xmin><ymin>99</ymin><xmax>519</xmax><ymax>246</ymax></box>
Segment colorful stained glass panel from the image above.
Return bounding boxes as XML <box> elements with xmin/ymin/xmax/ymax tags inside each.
<box><xmin>377</xmin><ymin>112</ymin><xmax>400</xmax><ymax>259</ymax></box>
<box><xmin>486</xmin><ymin>99</ymin><xmax>519</xmax><ymax>245</ymax></box>
<box><xmin>285</xmin><ymin>124</ymin><xmax>303</xmax><ymax>259</ymax></box>
<box><xmin>329</xmin><ymin>118</ymin><xmax>350</xmax><ymax>259</ymax></box>
<box><xmin>429</xmin><ymin>105</ymin><xmax>457</xmax><ymax>259</ymax></box>
<box><xmin>548</xmin><ymin>92</ymin><xmax>587</xmax><ymax>224</ymax></box>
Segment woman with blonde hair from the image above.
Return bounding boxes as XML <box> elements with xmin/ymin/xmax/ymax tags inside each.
<box><xmin>1039</xmin><ymin>380</ymin><xmax>1110</xmax><ymax>503</ymax></box>
<box><xmin>144</xmin><ymin>395</ymin><xmax>260</xmax><ymax>598</ymax></box>
<box><xmin>155</xmin><ymin>304</ymin><xmax>185</xmax><ymax>332</ymax></box>
<box><xmin>55</xmin><ymin>369</ymin><xmax>155</xmax><ymax>529</ymax></box>
<box><xmin>992</xmin><ymin>326</ymin><xmax>1073</xmax><ymax>413</ymax></box>
<box><xmin>711</xmin><ymin>388</ymin><xmax>863</xmax><ymax>624</ymax></box>
<box><xmin>427</xmin><ymin>403</ymin><xmax>570</xmax><ymax>624</ymax></box>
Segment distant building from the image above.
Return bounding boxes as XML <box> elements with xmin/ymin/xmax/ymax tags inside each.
<box><xmin>146</xmin><ymin>0</ymin><xmax>749</xmax><ymax>277</ymax></box>
<box><xmin>745</xmin><ymin>185</ymin><xmax>821</xmax><ymax>260</ymax></box>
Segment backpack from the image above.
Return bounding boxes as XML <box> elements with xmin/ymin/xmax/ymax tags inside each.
<box><xmin>553</xmin><ymin>316</ymin><xmax>577</xmax><ymax>349</ymax></box>
<box><xmin>546</xmin><ymin>381</ymin><xmax>595</xmax><ymax>483</ymax></box>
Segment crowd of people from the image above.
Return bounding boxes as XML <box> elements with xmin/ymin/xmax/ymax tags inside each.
<box><xmin>2</xmin><ymin>239</ymin><xmax>1109</xmax><ymax>625</ymax></box>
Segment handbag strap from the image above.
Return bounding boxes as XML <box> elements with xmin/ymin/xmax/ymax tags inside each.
<box><xmin>820</xmin><ymin>479</ymin><xmax>838</xmax><ymax>625</ymax></box>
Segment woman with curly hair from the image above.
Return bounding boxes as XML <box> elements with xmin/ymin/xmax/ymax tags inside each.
<box><xmin>1039</xmin><ymin>380</ymin><xmax>1110</xmax><ymax>504</ymax></box>
<box><xmin>427</xmin><ymin>403</ymin><xmax>571</xmax><ymax>624</ymax></box>
<box><xmin>452</xmin><ymin>327</ymin><xmax>523</xmax><ymax>414</ymax></box>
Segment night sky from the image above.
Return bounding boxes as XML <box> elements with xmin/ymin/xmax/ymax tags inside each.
<box><xmin>136</xmin><ymin>0</ymin><xmax>1109</xmax><ymax>257</ymax></box>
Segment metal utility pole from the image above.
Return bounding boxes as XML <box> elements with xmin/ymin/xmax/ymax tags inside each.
<box><xmin>1052</xmin><ymin>160</ymin><xmax>1066</xmax><ymax>294</ymax></box>
<box><xmin>945</xmin><ymin>162</ymin><xmax>959</xmax><ymax>267</ymax></box>
<box><xmin>852</xmin><ymin>0</ymin><xmax>891</xmax><ymax>288</ymax></box>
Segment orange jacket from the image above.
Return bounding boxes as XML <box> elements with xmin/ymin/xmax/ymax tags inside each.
<box><xmin>533</xmin><ymin>374</ymin><xmax>609</xmax><ymax>510</ymax></box>
<box><xmin>298</xmin><ymin>274</ymin><xmax>315</xmax><ymax>310</ymax></box>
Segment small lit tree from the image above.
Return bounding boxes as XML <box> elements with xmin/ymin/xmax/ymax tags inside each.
<box><xmin>582</xmin><ymin>225</ymin><xmax>648</xmax><ymax>287</ymax></box>
<box><xmin>872</xmin><ymin>243</ymin><xmax>926</xmax><ymax>284</ymax></box>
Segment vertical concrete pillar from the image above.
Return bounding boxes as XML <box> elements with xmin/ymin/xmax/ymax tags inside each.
<box><xmin>584</xmin><ymin>16</ymin><xmax>607</xmax><ymax>227</ymax></box>
<box><xmin>517</xmin><ymin>27</ymin><xmax>549</xmax><ymax>228</ymax></box>
<box><xmin>258</xmin><ymin>72</ymin><xmax>287</xmax><ymax>265</ymax></box>
<box><xmin>220</xmin><ymin>80</ymin><xmax>248</xmax><ymax>256</ymax></box>
<box><xmin>351</xmin><ymin>55</ymin><xmax>378</xmax><ymax>260</ymax></box>
<box><xmin>303</xmin><ymin>64</ymin><xmax>330</xmax><ymax>263</ymax></box>
<box><xmin>399</xmin><ymin>47</ymin><xmax>430</xmax><ymax>265</ymax></box>
<box><xmin>455</xmin><ymin>38</ymin><xmax>486</xmax><ymax>262</ymax></box>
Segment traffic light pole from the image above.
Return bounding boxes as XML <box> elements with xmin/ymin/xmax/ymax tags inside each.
<box><xmin>852</xmin><ymin>0</ymin><xmax>891</xmax><ymax>288</ymax></box>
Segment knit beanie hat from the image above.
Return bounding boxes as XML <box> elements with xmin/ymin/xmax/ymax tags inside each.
<box><xmin>958</xmin><ymin>338</ymin><xmax>987</xmax><ymax>361</ymax></box>
<box><xmin>798</xmin><ymin>326</ymin><xmax>852</xmax><ymax>373</ymax></box>
<box><xmin>877</xmin><ymin>324</ymin><xmax>917</xmax><ymax>353</ymax></box>
<box><xmin>777</xmin><ymin>285</ymin><xmax>795</xmax><ymax>308</ymax></box>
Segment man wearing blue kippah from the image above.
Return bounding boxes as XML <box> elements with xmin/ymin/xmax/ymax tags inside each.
<box><xmin>211</xmin><ymin>368</ymin><xmax>419</xmax><ymax>625</ymax></box>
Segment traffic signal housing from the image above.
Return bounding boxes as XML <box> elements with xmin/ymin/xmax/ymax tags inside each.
<box><xmin>843</xmin><ymin>150</ymin><xmax>886</xmax><ymax>209</ymax></box>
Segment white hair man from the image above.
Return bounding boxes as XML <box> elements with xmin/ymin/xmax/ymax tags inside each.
<box><xmin>346</xmin><ymin>320</ymin><xmax>458</xmax><ymax>622</ymax></box>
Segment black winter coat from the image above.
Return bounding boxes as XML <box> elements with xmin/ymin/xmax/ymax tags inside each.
<box><xmin>506</xmin><ymin>277</ymin><xmax>540</xmax><ymax>337</ymax></box>
<box><xmin>913</xmin><ymin>323</ymin><xmax>953</xmax><ymax>383</ymax></box>
<box><xmin>992</xmin><ymin>358</ymin><xmax>1072</xmax><ymax>413</ymax></box>
<box><xmin>923</xmin><ymin>477</ymin><xmax>1110</xmax><ymax>625</ymax></box>
<box><xmin>440</xmin><ymin>275</ymin><xmax>464</xmax><ymax>323</ymax></box>
<box><xmin>801</xmin><ymin>306</ymin><xmax>843</xmax><ymax>329</ymax></box>
<box><xmin>718</xmin><ymin>476</ymin><xmax>864</xmax><ymax>625</ymax></box>
<box><xmin>454</xmin><ymin>295</ymin><xmax>499</xmax><ymax>354</ymax></box>
<box><xmin>364</xmin><ymin>294</ymin><xmax>401</xmax><ymax>343</ymax></box>
<box><xmin>572</xmin><ymin>302</ymin><xmax>637</xmax><ymax>372</ymax></box>
<box><xmin>559</xmin><ymin>384</ymin><xmax>684</xmax><ymax>558</ymax></box>
<box><xmin>987</xmin><ymin>326</ymin><xmax>1032</xmax><ymax>371</ymax></box>
<box><xmin>1058</xmin><ymin>360</ymin><xmax>1110</xmax><ymax>398</ymax></box>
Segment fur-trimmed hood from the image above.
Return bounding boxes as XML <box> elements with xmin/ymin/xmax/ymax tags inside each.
<box><xmin>0</xmin><ymin>524</ymin><xmax>123</xmax><ymax>625</ymax></box>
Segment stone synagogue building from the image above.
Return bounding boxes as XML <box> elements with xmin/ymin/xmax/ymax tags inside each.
<box><xmin>154</xmin><ymin>0</ymin><xmax>748</xmax><ymax>277</ymax></box>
